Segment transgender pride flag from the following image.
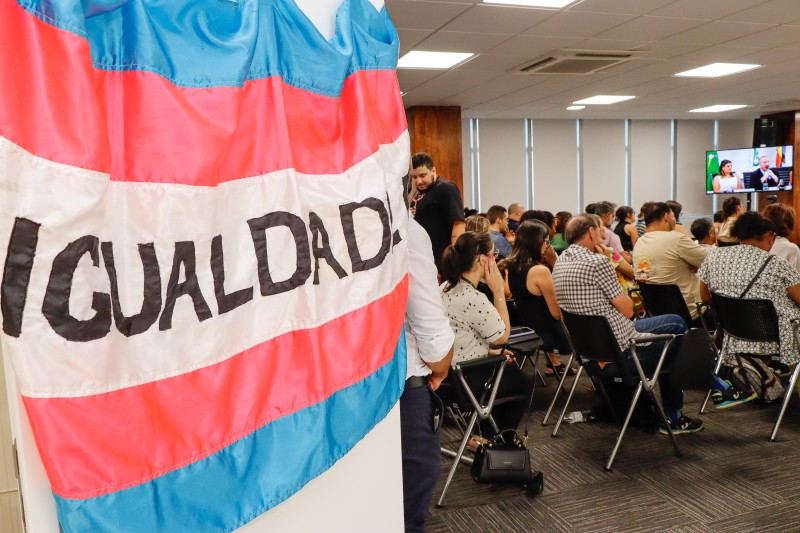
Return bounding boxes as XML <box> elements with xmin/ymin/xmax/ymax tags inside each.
<box><xmin>0</xmin><ymin>0</ymin><xmax>409</xmax><ymax>531</ymax></box>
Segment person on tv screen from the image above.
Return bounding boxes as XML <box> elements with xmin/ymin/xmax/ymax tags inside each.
<box><xmin>712</xmin><ymin>159</ymin><xmax>743</xmax><ymax>193</ymax></box>
<box><xmin>754</xmin><ymin>155</ymin><xmax>781</xmax><ymax>190</ymax></box>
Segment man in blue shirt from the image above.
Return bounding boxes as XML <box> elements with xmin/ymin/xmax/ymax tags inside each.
<box><xmin>487</xmin><ymin>205</ymin><xmax>513</xmax><ymax>258</ymax></box>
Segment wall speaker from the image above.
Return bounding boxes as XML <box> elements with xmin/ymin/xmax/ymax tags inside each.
<box><xmin>753</xmin><ymin>118</ymin><xmax>777</xmax><ymax>147</ymax></box>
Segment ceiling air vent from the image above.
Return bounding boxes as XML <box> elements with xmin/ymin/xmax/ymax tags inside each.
<box><xmin>514</xmin><ymin>51</ymin><xmax>638</xmax><ymax>75</ymax></box>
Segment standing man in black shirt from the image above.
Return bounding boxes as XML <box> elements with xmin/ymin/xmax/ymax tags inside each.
<box><xmin>410</xmin><ymin>152</ymin><xmax>466</xmax><ymax>273</ymax></box>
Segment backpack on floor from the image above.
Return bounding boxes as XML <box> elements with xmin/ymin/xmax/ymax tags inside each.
<box><xmin>725</xmin><ymin>354</ymin><xmax>784</xmax><ymax>403</ymax></box>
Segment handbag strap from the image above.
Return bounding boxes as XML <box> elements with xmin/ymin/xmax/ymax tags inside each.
<box><xmin>739</xmin><ymin>254</ymin><xmax>773</xmax><ymax>298</ymax></box>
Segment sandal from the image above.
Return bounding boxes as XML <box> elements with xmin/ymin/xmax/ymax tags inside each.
<box><xmin>545</xmin><ymin>364</ymin><xmax>576</xmax><ymax>376</ymax></box>
<box><xmin>466</xmin><ymin>435</ymin><xmax>489</xmax><ymax>453</ymax></box>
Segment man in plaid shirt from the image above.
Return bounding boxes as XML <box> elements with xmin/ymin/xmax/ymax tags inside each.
<box><xmin>552</xmin><ymin>214</ymin><xmax>703</xmax><ymax>435</ymax></box>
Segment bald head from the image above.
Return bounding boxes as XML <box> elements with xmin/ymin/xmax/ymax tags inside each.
<box><xmin>507</xmin><ymin>203</ymin><xmax>524</xmax><ymax>221</ymax></box>
<box><xmin>565</xmin><ymin>214</ymin><xmax>601</xmax><ymax>245</ymax></box>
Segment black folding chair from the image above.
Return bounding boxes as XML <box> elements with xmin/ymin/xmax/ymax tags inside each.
<box><xmin>553</xmin><ymin>310</ymin><xmax>684</xmax><ymax>471</ymax></box>
<box><xmin>710</xmin><ymin>292</ymin><xmax>800</xmax><ymax>441</ymax></box>
<box><xmin>634</xmin><ymin>281</ymin><xmax>711</xmax><ymax>330</ymax></box>
<box><xmin>436</xmin><ymin>332</ymin><xmax>541</xmax><ymax>506</ymax></box>
<box><xmin>436</xmin><ymin>355</ymin><xmax>521</xmax><ymax>506</ymax></box>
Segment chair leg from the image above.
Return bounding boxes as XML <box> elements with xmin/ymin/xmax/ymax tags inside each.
<box><xmin>647</xmin><ymin>388</ymin><xmax>682</xmax><ymax>460</ymax></box>
<box><xmin>437</xmin><ymin>412</ymin><xmax>478</xmax><ymax>507</ymax></box>
<box><xmin>605</xmin><ymin>381</ymin><xmax>643</xmax><ymax>471</ymax></box>
<box><xmin>769</xmin><ymin>363</ymin><xmax>800</xmax><ymax>442</ymax></box>
<box><xmin>542</xmin><ymin>354</ymin><xmax>576</xmax><ymax>426</ymax></box>
<box><xmin>699</xmin><ymin>351</ymin><xmax>725</xmax><ymax>414</ymax></box>
<box><xmin>551</xmin><ymin>365</ymin><xmax>583</xmax><ymax>437</ymax></box>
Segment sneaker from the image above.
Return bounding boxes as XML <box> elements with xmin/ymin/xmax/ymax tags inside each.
<box><xmin>659</xmin><ymin>415</ymin><xmax>703</xmax><ymax>435</ymax></box>
<box><xmin>712</xmin><ymin>383</ymin><xmax>757</xmax><ymax>410</ymax></box>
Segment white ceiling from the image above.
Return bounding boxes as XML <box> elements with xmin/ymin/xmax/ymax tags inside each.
<box><xmin>386</xmin><ymin>0</ymin><xmax>800</xmax><ymax>119</ymax></box>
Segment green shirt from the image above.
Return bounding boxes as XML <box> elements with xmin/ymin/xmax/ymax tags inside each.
<box><xmin>551</xmin><ymin>233</ymin><xmax>569</xmax><ymax>253</ymax></box>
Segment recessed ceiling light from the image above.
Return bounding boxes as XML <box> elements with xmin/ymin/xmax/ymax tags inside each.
<box><xmin>397</xmin><ymin>51</ymin><xmax>474</xmax><ymax>69</ymax></box>
<box><xmin>573</xmin><ymin>95</ymin><xmax>635</xmax><ymax>105</ymax></box>
<box><xmin>566</xmin><ymin>105</ymin><xmax>585</xmax><ymax>110</ymax></box>
<box><xmin>675</xmin><ymin>62</ymin><xmax>760</xmax><ymax>78</ymax></box>
<box><xmin>689</xmin><ymin>105</ymin><xmax>747</xmax><ymax>113</ymax></box>
<box><xmin>483</xmin><ymin>0</ymin><xmax>578</xmax><ymax>7</ymax></box>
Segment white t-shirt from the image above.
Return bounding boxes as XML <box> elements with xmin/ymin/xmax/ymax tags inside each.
<box><xmin>771</xmin><ymin>236</ymin><xmax>800</xmax><ymax>272</ymax></box>
<box><xmin>404</xmin><ymin>218</ymin><xmax>455</xmax><ymax>379</ymax></box>
<box><xmin>440</xmin><ymin>282</ymin><xmax>505</xmax><ymax>364</ymax></box>
<box><xmin>632</xmin><ymin>230</ymin><xmax>708</xmax><ymax>319</ymax></box>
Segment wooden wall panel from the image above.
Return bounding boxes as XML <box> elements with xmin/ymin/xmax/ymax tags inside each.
<box><xmin>406</xmin><ymin>106</ymin><xmax>464</xmax><ymax>196</ymax></box>
<box><xmin>758</xmin><ymin>111</ymin><xmax>799</xmax><ymax>243</ymax></box>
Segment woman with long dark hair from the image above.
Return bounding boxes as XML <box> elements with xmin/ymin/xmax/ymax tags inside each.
<box><xmin>699</xmin><ymin>211</ymin><xmax>800</xmax><ymax>369</ymax></box>
<box><xmin>440</xmin><ymin>232</ymin><xmax>533</xmax><ymax>436</ymax></box>
<box><xmin>718</xmin><ymin>196</ymin><xmax>743</xmax><ymax>245</ymax></box>
<box><xmin>712</xmin><ymin>159</ymin><xmax>743</xmax><ymax>193</ymax></box>
<box><xmin>505</xmin><ymin>220</ymin><xmax>575</xmax><ymax>375</ymax></box>
<box><xmin>613</xmin><ymin>205</ymin><xmax>637</xmax><ymax>251</ymax></box>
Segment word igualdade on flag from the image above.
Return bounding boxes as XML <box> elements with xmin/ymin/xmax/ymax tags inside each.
<box><xmin>0</xmin><ymin>0</ymin><xmax>409</xmax><ymax>530</ymax></box>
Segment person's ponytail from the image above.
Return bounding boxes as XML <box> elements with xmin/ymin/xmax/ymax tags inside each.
<box><xmin>441</xmin><ymin>232</ymin><xmax>493</xmax><ymax>292</ymax></box>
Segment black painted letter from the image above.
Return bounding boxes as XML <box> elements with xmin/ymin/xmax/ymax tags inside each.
<box><xmin>101</xmin><ymin>242</ymin><xmax>162</xmax><ymax>337</ymax></box>
<box><xmin>339</xmin><ymin>198</ymin><xmax>392</xmax><ymax>273</ymax></box>
<box><xmin>247</xmin><ymin>212</ymin><xmax>311</xmax><ymax>296</ymax></box>
<box><xmin>159</xmin><ymin>241</ymin><xmax>213</xmax><ymax>331</ymax></box>
<box><xmin>1</xmin><ymin>217</ymin><xmax>40</xmax><ymax>337</ymax></box>
<box><xmin>42</xmin><ymin>235</ymin><xmax>112</xmax><ymax>342</ymax></box>
<box><xmin>211</xmin><ymin>235</ymin><xmax>253</xmax><ymax>314</ymax></box>
<box><xmin>308</xmin><ymin>212</ymin><xmax>347</xmax><ymax>285</ymax></box>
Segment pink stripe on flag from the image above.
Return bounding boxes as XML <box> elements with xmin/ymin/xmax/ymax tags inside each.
<box><xmin>23</xmin><ymin>277</ymin><xmax>408</xmax><ymax>499</ymax></box>
<box><xmin>0</xmin><ymin>1</ymin><xmax>406</xmax><ymax>184</ymax></box>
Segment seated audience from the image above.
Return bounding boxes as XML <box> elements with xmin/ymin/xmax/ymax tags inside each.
<box><xmin>635</xmin><ymin>203</ymin><xmax>650</xmax><ymax>237</ymax></box>
<box><xmin>465</xmin><ymin>214</ymin><xmax>489</xmax><ymax>234</ymax></box>
<box><xmin>594</xmin><ymin>201</ymin><xmax>627</xmax><ymax>258</ymax></box>
<box><xmin>505</xmin><ymin>219</ymin><xmax>575</xmax><ymax>376</ymax></box>
<box><xmin>613</xmin><ymin>205</ymin><xmax>638</xmax><ymax>251</ymax></box>
<box><xmin>698</xmin><ymin>211</ymin><xmax>800</xmax><ymax>369</ymax></box>
<box><xmin>690</xmin><ymin>218</ymin><xmax>717</xmax><ymax>249</ymax></box>
<box><xmin>633</xmin><ymin>202</ymin><xmax>708</xmax><ymax>324</ymax></box>
<box><xmin>551</xmin><ymin>211</ymin><xmax>572</xmax><ymax>254</ymax></box>
<box><xmin>717</xmin><ymin>197</ymin><xmax>743</xmax><ymax>246</ymax></box>
<box><xmin>487</xmin><ymin>205</ymin><xmax>513</xmax><ymax>259</ymax></box>
<box><xmin>666</xmin><ymin>200</ymin><xmax>690</xmax><ymax>236</ymax></box>
<box><xmin>520</xmin><ymin>210</ymin><xmax>559</xmax><ymax>270</ymax></box>
<box><xmin>764</xmin><ymin>203</ymin><xmax>800</xmax><ymax>271</ymax></box>
<box><xmin>552</xmin><ymin>214</ymin><xmax>703</xmax><ymax>434</ymax></box>
<box><xmin>507</xmin><ymin>202</ymin><xmax>524</xmax><ymax>232</ymax></box>
<box><xmin>440</xmin><ymin>232</ymin><xmax>533</xmax><ymax>435</ymax></box>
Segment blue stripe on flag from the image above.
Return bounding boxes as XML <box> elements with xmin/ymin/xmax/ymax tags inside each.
<box><xmin>15</xmin><ymin>0</ymin><xmax>399</xmax><ymax>94</ymax></box>
<box><xmin>53</xmin><ymin>332</ymin><xmax>407</xmax><ymax>533</ymax></box>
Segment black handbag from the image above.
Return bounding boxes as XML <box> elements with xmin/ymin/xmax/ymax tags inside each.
<box><xmin>470</xmin><ymin>358</ymin><xmax>543</xmax><ymax>497</ymax></box>
<box><xmin>470</xmin><ymin>428</ymin><xmax>531</xmax><ymax>483</ymax></box>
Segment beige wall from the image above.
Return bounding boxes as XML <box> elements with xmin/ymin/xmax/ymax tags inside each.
<box><xmin>0</xmin><ymin>344</ymin><xmax>22</xmax><ymax>533</ymax></box>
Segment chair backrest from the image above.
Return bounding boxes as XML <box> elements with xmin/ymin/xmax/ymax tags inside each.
<box><xmin>560</xmin><ymin>310</ymin><xmax>624</xmax><ymax>363</ymax></box>
<box><xmin>710</xmin><ymin>291</ymin><xmax>779</xmax><ymax>343</ymax></box>
<box><xmin>638</xmin><ymin>281</ymin><xmax>693</xmax><ymax>325</ymax></box>
<box><xmin>440</xmin><ymin>355</ymin><xmax>509</xmax><ymax>417</ymax></box>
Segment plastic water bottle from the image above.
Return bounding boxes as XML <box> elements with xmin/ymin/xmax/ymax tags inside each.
<box><xmin>563</xmin><ymin>410</ymin><xmax>591</xmax><ymax>424</ymax></box>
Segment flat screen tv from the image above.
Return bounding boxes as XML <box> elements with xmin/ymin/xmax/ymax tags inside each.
<box><xmin>705</xmin><ymin>146</ymin><xmax>793</xmax><ymax>194</ymax></box>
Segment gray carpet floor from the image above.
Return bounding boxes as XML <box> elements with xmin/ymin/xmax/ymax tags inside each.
<box><xmin>428</xmin><ymin>363</ymin><xmax>800</xmax><ymax>533</ymax></box>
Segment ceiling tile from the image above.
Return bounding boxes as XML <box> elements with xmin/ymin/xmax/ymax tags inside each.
<box><xmin>455</xmin><ymin>54</ymin><xmax>536</xmax><ymax>71</ymax></box>
<box><xmin>733</xmin><ymin>24</ymin><xmax>800</xmax><ymax>48</ymax></box>
<box><xmin>414</xmin><ymin>31</ymin><xmax>510</xmax><ymax>53</ymax></box>
<box><xmin>722</xmin><ymin>0</ymin><xmax>800</xmax><ymax>24</ymax></box>
<box><xmin>384</xmin><ymin>1</ymin><xmax>471</xmax><ymax>30</ymax></box>
<box><xmin>662</xmin><ymin>20</ymin><xmax>776</xmax><ymax>45</ymax></box>
<box><xmin>569</xmin><ymin>0</ymin><xmax>675</xmax><ymax>15</ymax></box>
<box><xmin>485</xmin><ymin>34</ymin><xmax>582</xmax><ymax>56</ymax></box>
<box><xmin>666</xmin><ymin>44</ymin><xmax>764</xmax><ymax>65</ymax></box>
<box><xmin>631</xmin><ymin>41</ymin><xmax>707</xmax><ymax>60</ymax></box>
<box><xmin>569</xmin><ymin>37</ymin><xmax>651</xmax><ymax>51</ymax></box>
<box><xmin>396</xmin><ymin>69</ymin><xmax>442</xmax><ymax>92</ymax></box>
<box><xmin>441</xmin><ymin>4</ymin><xmax>555</xmax><ymax>34</ymax></box>
<box><xmin>397</xmin><ymin>28</ymin><xmax>435</xmax><ymax>53</ymax></box>
<box><xmin>648</xmin><ymin>0</ymin><xmax>769</xmax><ymax>20</ymax></box>
<box><xmin>521</xmin><ymin>10</ymin><xmax>636</xmax><ymax>38</ymax></box>
<box><xmin>593</xmin><ymin>15</ymin><xmax>708</xmax><ymax>41</ymax></box>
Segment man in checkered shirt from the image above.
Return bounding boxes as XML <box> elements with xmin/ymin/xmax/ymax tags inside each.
<box><xmin>552</xmin><ymin>214</ymin><xmax>703</xmax><ymax>435</ymax></box>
